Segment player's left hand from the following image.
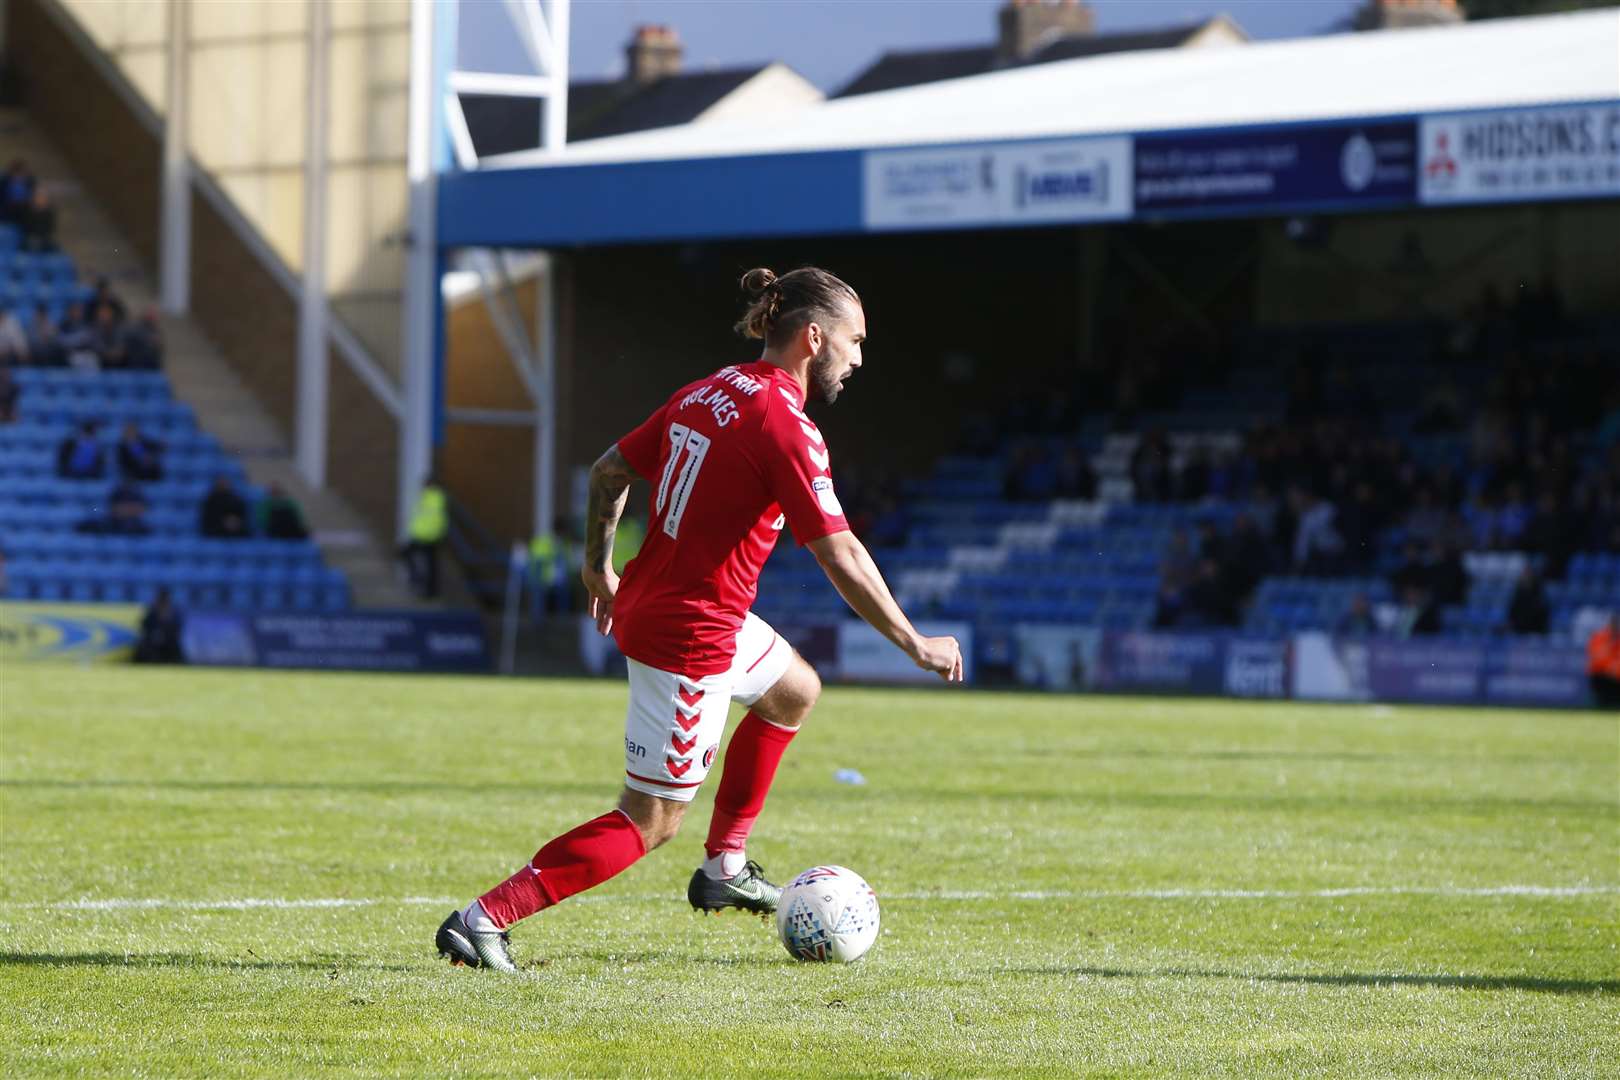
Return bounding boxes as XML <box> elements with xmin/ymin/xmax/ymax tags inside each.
<box><xmin>582</xmin><ymin>565</ymin><xmax>619</xmax><ymax>636</ymax></box>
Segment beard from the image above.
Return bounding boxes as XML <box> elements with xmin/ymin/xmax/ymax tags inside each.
<box><xmin>810</xmin><ymin>347</ymin><xmax>843</xmax><ymax>404</ymax></box>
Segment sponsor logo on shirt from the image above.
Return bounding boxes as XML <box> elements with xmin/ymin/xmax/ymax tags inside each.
<box><xmin>811</xmin><ymin>476</ymin><xmax>842</xmax><ymax>518</ymax></box>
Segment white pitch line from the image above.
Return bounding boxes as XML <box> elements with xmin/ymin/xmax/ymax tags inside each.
<box><xmin>47</xmin><ymin>885</ymin><xmax>1619</xmax><ymax>912</ymax></box>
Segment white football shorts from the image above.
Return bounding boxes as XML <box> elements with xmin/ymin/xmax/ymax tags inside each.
<box><xmin>622</xmin><ymin>611</ymin><xmax>793</xmax><ymax>802</ymax></box>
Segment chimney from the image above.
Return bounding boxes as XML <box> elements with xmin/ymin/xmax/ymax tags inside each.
<box><xmin>1353</xmin><ymin>0</ymin><xmax>1465</xmax><ymax>31</ymax></box>
<box><xmin>996</xmin><ymin>0</ymin><xmax>1095</xmax><ymax>66</ymax></box>
<box><xmin>625</xmin><ymin>24</ymin><xmax>682</xmax><ymax>85</ymax></box>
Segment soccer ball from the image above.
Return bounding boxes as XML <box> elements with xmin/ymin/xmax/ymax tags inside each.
<box><xmin>775</xmin><ymin>865</ymin><xmax>881</xmax><ymax>963</ymax></box>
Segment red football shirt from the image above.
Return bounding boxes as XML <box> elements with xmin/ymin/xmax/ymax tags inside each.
<box><xmin>611</xmin><ymin>360</ymin><xmax>849</xmax><ymax>677</ymax></box>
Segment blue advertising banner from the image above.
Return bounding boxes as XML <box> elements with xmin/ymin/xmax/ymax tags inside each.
<box><xmin>1223</xmin><ymin>637</ymin><xmax>1291</xmax><ymax>699</ymax></box>
<box><xmin>1482</xmin><ymin>640</ymin><xmax>1589</xmax><ymax>708</ymax></box>
<box><xmin>1094</xmin><ymin>631</ymin><xmax>1227</xmax><ymax>694</ymax></box>
<box><xmin>1136</xmin><ymin>121</ymin><xmax>1418</xmax><ymax>215</ymax></box>
<box><xmin>1366</xmin><ymin>638</ymin><xmax>1484</xmax><ymax>703</ymax></box>
<box><xmin>184</xmin><ymin>611</ymin><xmax>490</xmax><ymax>673</ymax></box>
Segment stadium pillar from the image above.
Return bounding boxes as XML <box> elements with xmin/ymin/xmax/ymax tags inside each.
<box><xmin>543</xmin><ymin>1</ymin><xmax>570</xmax><ymax>152</ymax></box>
<box><xmin>296</xmin><ymin>0</ymin><xmax>331</xmax><ymax>491</ymax></box>
<box><xmin>533</xmin><ymin>252</ymin><xmax>559</xmax><ymax>537</ymax></box>
<box><xmin>399</xmin><ymin>0</ymin><xmax>455</xmax><ymax>541</ymax></box>
<box><xmin>159</xmin><ymin>0</ymin><xmax>190</xmax><ymax>315</ymax></box>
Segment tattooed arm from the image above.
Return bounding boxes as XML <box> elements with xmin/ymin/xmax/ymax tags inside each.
<box><xmin>581</xmin><ymin>445</ymin><xmax>638</xmax><ymax>634</ymax></box>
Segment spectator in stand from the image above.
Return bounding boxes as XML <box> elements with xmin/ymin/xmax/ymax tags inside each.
<box><xmin>123</xmin><ymin>307</ymin><xmax>163</xmax><ymax>369</ymax></box>
<box><xmin>1130</xmin><ymin>430</ymin><xmax>1173</xmax><ymax>502</ymax></box>
<box><xmin>0</xmin><ymin>159</ymin><xmax>34</xmax><ymax>223</ymax></box>
<box><xmin>56</xmin><ymin>421</ymin><xmax>105</xmax><ymax>479</ymax></box>
<box><xmin>1588</xmin><ymin>613</ymin><xmax>1620</xmax><ymax>709</ymax></box>
<box><xmin>1403</xmin><ymin>487</ymin><xmax>1448</xmax><ymax>549</ymax></box>
<box><xmin>0</xmin><ymin>308</ymin><xmax>28</xmax><ymax>364</ymax></box>
<box><xmin>1389</xmin><ymin>540</ymin><xmax>1429</xmax><ymax>597</ymax></box>
<box><xmin>1335</xmin><ymin>481</ymin><xmax>1384</xmax><ymax>571</ymax></box>
<box><xmin>25</xmin><ymin>304</ymin><xmax>63</xmax><ymax>365</ymax></box>
<box><xmin>1521</xmin><ymin>492</ymin><xmax>1575</xmax><ymax>578</ymax></box>
<box><xmin>256</xmin><ymin>482</ymin><xmax>310</xmax><ymax>540</ymax></box>
<box><xmin>77</xmin><ymin>480</ymin><xmax>150</xmax><ymax>536</ymax></box>
<box><xmin>134</xmin><ymin>587</ymin><xmax>184</xmax><ymax>664</ymax></box>
<box><xmin>1398</xmin><ymin>585</ymin><xmax>1442</xmax><ymax>637</ymax></box>
<box><xmin>1177</xmin><ymin>447</ymin><xmax>1211</xmax><ymax>502</ymax></box>
<box><xmin>0</xmin><ymin>366</ymin><xmax>18</xmax><ymax>423</ymax></box>
<box><xmin>57</xmin><ymin>301</ymin><xmax>96</xmax><ymax>370</ymax></box>
<box><xmin>527</xmin><ymin>518</ymin><xmax>573</xmax><ymax>620</ymax></box>
<box><xmin>1429</xmin><ymin>541</ymin><xmax>1468</xmax><ymax>608</ymax></box>
<box><xmin>20</xmin><ymin>188</ymin><xmax>55</xmax><ymax>252</ymax></box>
<box><xmin>199</xmin><ymin>475</ymin><xmax>250</xmax><ymax>539</ymax></box>
<box><xmin>1160</xmin><ymin>527</ymin><xmax>1197</xmax><ymax>593</ymax></box>
<box><xmin>1507</xmin><ymin>566</ymin><xmax>1550</xmax><ymax>636</ymax></box>
<box><xmin>1181</xmin><ymin>557</ymin><xmax>1238</xmax><ymax>627</ymax></box>
<box><xmin>115</xmin><ymin>422</ymin><xmax>164</xmax><ymax>482</ymax></box>
<box><xmin>1223</xmin><ymin>512</ymin><xmax>1273</xmax><ymax>601</ymax></box>
<box><xmin>1001</xmin><ymin>443</ymin><xmax>1054</xmax><ymax>502</ymax></box>
<box><xmin>1336</xmin><ymin>593</ymin><xmax>1378</xmax><ymax>636</ymax></box>
<box><xmin>1054</xmin><ymin>446</ymin><xmax>1097</xmax><ymax>500</ymax></box>
<box><xmin>88</xmin><ymin>277</ymin><xmax>127</xmax><ymax>321</ymax></box>
<box><xmin>1290</xmin><ymin>486</ymin><xmax>1343</xmax><ymax>573</ymax></box>
<box><xmin>1495</xmin><ymin>483</ymin><xmax>1533</xmax><ymax>549</ymax></box>
<box><xmin>401</xmin><ymin>473</ymin><xmax>448</xmax><ymax>597</ymax></box>
<box><xmin>89</xmin><ymin>303</ymin><xmax>127</xmax><ymax>369</ymax></box>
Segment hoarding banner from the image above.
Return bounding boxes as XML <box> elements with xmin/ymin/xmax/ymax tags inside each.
<box><xmin>863</xmin><ymin>136</ymin><xmax>1133</xmax><ymax>231</ymax></box>
<box><xmin>1223</xmin><ymin>637</ymin><xmax>1291</xmax><ymax>699</ymax></box>
<box><xmin>1293</xmin><ymin>634</ymin><xmax>1590</xmax><ymax>707</ymax></box>
<box><xmin>0</xmin><ymin>601</ymin><xmax>142</xmax><ymax>663</ymax></box>
<box><xmin>578</xmin><ymin>617</ymin><xmax>961</xmax><ymax>685</ymax></box>
<box><xmin>184</xmin><ymin>611</ymin><xmax>491</xmax><ymax>673</ymax></box>
<box><xmin>1291</xmin><ymin>632</ymin><xmax>1373</xmax><ymax>702</ymax></box>
<box><xmin>1136</xmin><ymin>121</ymin><xmax>1418</xmax><ymax>213</ymax></box>
<box><xmin>838</xmin><ymin>619</ymin><xmax>974</xmax><ymax>685</ymax></box>
<box><xmin>1093</xmin><ymin>631</ymin><xmax>1227</xmax><ymax>694</ymax></box>
<box><xmin>1482</xmin><ymin>640</ymin><xmax>1589</xmax><ymax>707</ymax></box>
<box><xmin>1419</xmin><ymin>102</ymin><xmax>1620</xmax><ymax>205</ymax></box>
<box><xmin>1013</xmin><ymin>624</ymin><xmax>1103</xmax><ymax>692</ymax></box>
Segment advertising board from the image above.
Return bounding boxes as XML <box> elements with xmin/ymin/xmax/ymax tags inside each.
<box><xmin>1420</xmin><ymin>102</ymin><xmax>1620</xmax><ymax>205</ymax></box>
<box><xmin>1136</xmin><ymin>121</ymin><xmax>1419</xmax><ymax>214</ymax></box>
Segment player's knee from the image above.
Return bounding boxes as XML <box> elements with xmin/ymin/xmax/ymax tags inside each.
<box><xmin>640</xmin><ymin>816</ymin><xmax>682</xmax><ymax>851</ymax></box>
<box><xmin>759</xmin><ymin>664</ymin><xmax>818</xmax><ymax>728</ymax></box>
<box><xmin>799</xmin><ymin>664</ymin><xmax>822</xmax><ymax>714</ymax></box>
<box><xmin>618</xmin><ymin>790</ymin><xmax>687</xmax><ymax>850</ymax></box>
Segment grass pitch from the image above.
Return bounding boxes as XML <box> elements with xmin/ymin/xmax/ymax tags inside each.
<box><xmin>1</xmin><ymin>665</ymin><xmax>1616</xmax><ymax>1078</ymax></box>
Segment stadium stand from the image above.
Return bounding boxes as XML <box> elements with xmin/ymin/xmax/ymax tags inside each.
<box><xmin>0</xmin><ymin>217</ymin><xmax>351</xmax><ymax>612</ymax></box>
<box><xmin>752</xmin><ymin>309</ymin><xmax>1620</xmax><ymax>668</ymax></box>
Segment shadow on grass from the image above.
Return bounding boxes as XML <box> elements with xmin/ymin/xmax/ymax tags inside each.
<box><xmin>0</xmin><ymin>778</ymin><xmax>610</xmax><ymax>798</ymax></box>
<box><xmin>4</xmin><ymin>779</ymin><xmax>1608</xmax><ymax>817</ymax></box>
<box><xmin>1023</xmin><ymin>965</ymin><xmax>1620</xmax><ymax>995</ymax></box>
<box><xmin>0</xmin><ymin>951</ymin><xmax>417</xmax><ymax>973</ymax></box>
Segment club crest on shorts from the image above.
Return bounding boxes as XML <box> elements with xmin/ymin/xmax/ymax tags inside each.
<box><xmin>703</xmin><ymin>744</ymin><xmax>719</xmax><ymax>769</ymax></box>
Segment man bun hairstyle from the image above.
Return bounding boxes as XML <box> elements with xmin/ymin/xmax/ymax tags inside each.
<box><xmin>735</xmin><ymin>266</ymin><xmax>860</xmax><ymax>348</ymax></box>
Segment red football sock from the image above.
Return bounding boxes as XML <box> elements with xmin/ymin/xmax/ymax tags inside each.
<box><xmin>477</xmin><ymin>809</ymin><xmax>647</xmax><ymax>929</ymax></box>
<box><xmin>705</xmin><ymin>712</ymin><xmax>798</xmax><ymax>859</ymax></box>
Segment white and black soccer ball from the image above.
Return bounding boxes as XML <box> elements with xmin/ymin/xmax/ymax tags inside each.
<box><xmin>775</xmin><ymin>865</ymin><xmax>880</xmax><ymax>963</ymax></box>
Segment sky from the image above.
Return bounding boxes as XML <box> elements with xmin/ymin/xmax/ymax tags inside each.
<box><xmin>460</xmin><ymin>0</ymin><xmax>1369</xmax><ymax>92</ymax></box>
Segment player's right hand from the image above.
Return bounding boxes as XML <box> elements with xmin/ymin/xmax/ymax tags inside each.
<box><xmin>911</xmin><ymin>635</ymin><xmax>964</xmax><ymax>683</ymax></box>
<box><xmin>581</xmin><ymin>565</ymin><xmax>619</xmax><ymax>636</ymax></box>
